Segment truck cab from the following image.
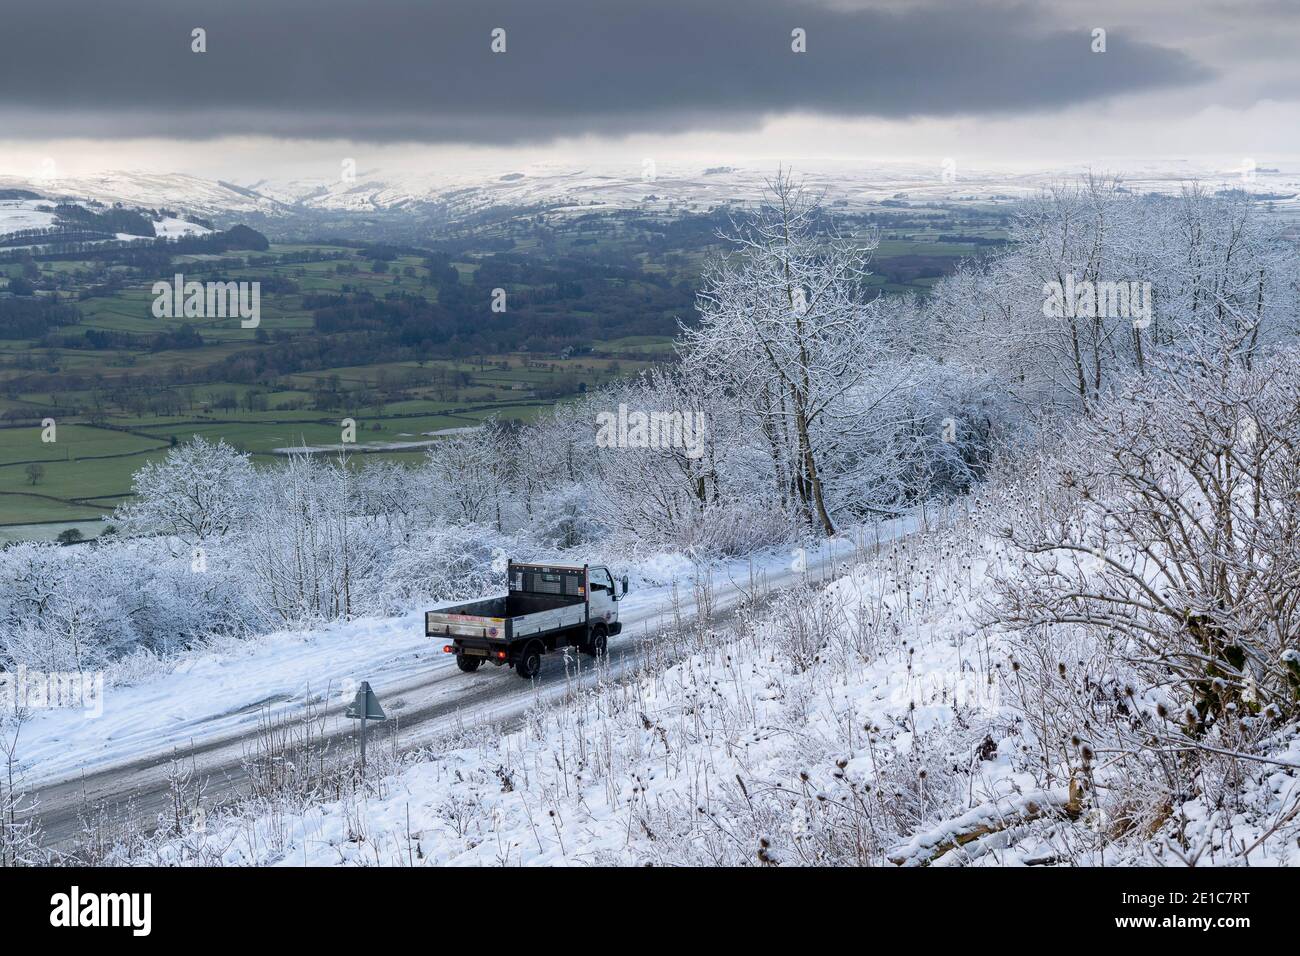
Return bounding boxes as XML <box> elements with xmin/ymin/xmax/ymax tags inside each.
<box><xmin>585</xmin><ymin>564</ymin><xmax>621</xmax><ymax>630</ymax></box>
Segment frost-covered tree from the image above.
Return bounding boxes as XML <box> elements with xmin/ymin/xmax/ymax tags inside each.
<box><xmin>589</xmin><ymin>368</ymin><xmax>788</xmax><ymax>555</ymax></box>
<box><xmin>508</xmin><ymin>400</ymin><xmax>607</xmax><ymax>547</ymax></box>
<box><xmin>1152</xmin><ymin>184</ymin><xmax>1296</xmax><ymax>361</ymax></box>
<box><xmin>354</xmin><ymin>458</ymin><xmax>426</xmax><ymax>538</ymax></box>
<box><xmin>922</xmin><ymin>177</ymin><xmax>1297</xmax><ymax>419</ymax></box>
<box><xmin>683</xmin><ymin>172</ymin><xmax>899</xmax><ymax>535</ymax></box>
<box><xmin>240</xmin><ymin>454</ymin><xmax>382</xmax><ymax>625</ymax></box>
<box><xmin>114</xmin><ymin>436</ymin><xmax>255</xmax><ymax>545</ymax></box>
<box><xmin>421</xmin><ymin>424</ymin><xmax>513</xmax><ymax>531</ymax></box>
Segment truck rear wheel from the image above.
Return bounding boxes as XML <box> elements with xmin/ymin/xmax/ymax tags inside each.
<box><xmin>515</xmin><ymin>643</ymin><xmax>543</xmax><ymax>680</ymax></box>
<box><xmin>582</xmin><ymin>624</ymin><xmax>608</xmax><ymax>657</ymax></box>
<box><xmin>456</xmin><ymin>654</ymin><xmax>482</xmax><ymax>673</ymax></box>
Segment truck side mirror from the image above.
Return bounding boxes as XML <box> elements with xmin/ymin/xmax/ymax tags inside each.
<box><xmin>621</xmin><ymin>575</ymin><xmax>630</xmax><ymax>596</ymax></box>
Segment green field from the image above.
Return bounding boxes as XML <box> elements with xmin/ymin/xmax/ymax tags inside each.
<box><xmin>0</xmin><ymin>212</ymin><xmax>993</xmax><ymax>530</ymax></box>
<box><xmin>0</xmin><ymin>422</ymin><xmax>165</xmax><ymax>465</ymax></box>
<box><xmin>0</xmin><ymin>238</ymin><xmax>659</xmax><ymax>526</ymax></box>
<box><xmin>0</xmin><ymin>421</ymin><xmax>163</xmax><ymax>522</ymax></box>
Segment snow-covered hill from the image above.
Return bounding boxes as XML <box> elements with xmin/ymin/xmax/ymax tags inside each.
<box><xmin>189</xmin><ymin>158</ymin><xmax>1300</xmax><ymax>219</ymax></box>
<box><xmin>0</xmin><ymin>197</ymin><xmax>212</xmax><ymax>246</ymax></box>
<box><xmin>0</xmin><ymin>173</ymin><xmax>284</xmax><ymax>219</ymax></box>
<box><xmin>4</xmin><ymin>159</ymin><xmax>1298</xmax><ymax>226</ymax></box>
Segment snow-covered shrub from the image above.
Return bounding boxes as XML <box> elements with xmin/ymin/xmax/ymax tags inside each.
<box><xmin>876</xmin><ymin>355</ymin><xmax>1014</xmax><ymax>502</ymax></box>
<box><xmin>0</xmin><ymin>541</ymin><xmax>136</xmax><ymax>670</ymax></box>
<box><xmin>0</xmin><ymin>536</ymin><xmax>263</xmax><ymax>671</ymax></box>
<box><xmin>521</xmin><ymin>481</ymin><xmax>600</xmax><ymax>549</ymax></box>
<box><xmin>0</xmin><ymin>712</ymin><xmax>51</xmax><ymax>865</ymax></box>
<box><xmin>239</xmin><ymin>454</ymin><xmax>386</xmax><ymax>626</ymax></box>
<box><xmin>989</xmin><ymin>348</ymin><xmax>1300</xmax><ymax>855</ymax></box>
<box><xmin>0</xmin><ymin>541</ymin><xmax>63</xmax><ymax>638</ymax></box>
<box><xmin>768</xmin><ymin>583</ymin><xmax>844</xmax><ymax>672</ymax></box>
<box><xmin>120</xmin><ymin>543</ymin><xmax>264</xmax><ymax>652</ymax></box>
<box><xmin>0</xmin><ymin>593</ymin><xmax>133</xmax><ymax>673</ymax></box>
<box><xmin>359</xmin><ymin>524</ymin><xmax>515</xmax><ymax>615</ymax></box>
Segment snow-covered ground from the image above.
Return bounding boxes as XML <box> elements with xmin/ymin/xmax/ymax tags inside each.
<box><xmin>0</xmin><ymin>198</ymin><xmax>211</xmax><ymax>246</ymax></box>
<box><xmin>133</xmin><ymin>513</ymin><xmax>1299</xmax><ymax>867</ymax></box>
<box><xmin>9</xmin><ymin>530</ymin><xmax>902</xmax><ymax>789</ymax></box>
<box><xmin>0</xmin><ymin>198</ymin><xmax>57</xmax><ymax>232</ymax></box>
<box><xmin>270</xmin><ymin>427</ymin><xmax>481</xmax><ymax>455</ymax></box>
<box><xmin>152</xmin><ymin>216</ymin><xmax>211</xmax><ymax>238</ymax></box>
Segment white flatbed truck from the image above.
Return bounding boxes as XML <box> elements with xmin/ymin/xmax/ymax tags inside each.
<box><xmin>426</xmin><ymin>560</ymin><xmax>628</xmax><ymax>679</ymax></box>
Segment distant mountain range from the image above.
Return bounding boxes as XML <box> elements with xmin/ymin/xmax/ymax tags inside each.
<box><xmin>2</xmin><ymin>159</ymin><xmax>1297</xmax><ymax>229</ymax></box>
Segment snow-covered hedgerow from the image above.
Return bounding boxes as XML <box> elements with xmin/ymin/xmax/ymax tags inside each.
<box><xmin>0</xmin><ymin>536</ymin><xmax>258</xmax><ymax>672</ymax></box>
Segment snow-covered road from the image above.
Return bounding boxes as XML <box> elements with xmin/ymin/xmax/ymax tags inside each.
<box><xmin>18</xmin><ymin>525</ymin><xmax>912</xmax><ymax>846</ymax></box>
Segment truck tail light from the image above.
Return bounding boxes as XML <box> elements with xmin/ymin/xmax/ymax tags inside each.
<box><xmin>443</xmin><ymin>645</ymin><xmax>453</xmax><ymax>653</ymax></box>
<box><xmin>496</xmin><ymin>651</ymin><xmax>507</xmax><ymax>660</ymax></box>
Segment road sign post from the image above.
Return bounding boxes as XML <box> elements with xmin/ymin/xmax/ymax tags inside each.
<box><xmin>345</xmin><ymin>681</ymin><xmax>386</xmax><ymax>776</ymax></box>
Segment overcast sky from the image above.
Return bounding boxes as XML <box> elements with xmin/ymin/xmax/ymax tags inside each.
<box><xmin>0</xmin><ymin>0</ymin><xmax>1296</xmax><ymax>180</ymax></box>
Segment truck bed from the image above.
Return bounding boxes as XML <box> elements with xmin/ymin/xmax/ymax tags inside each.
<box><xmin>425</xmin><ymin>591</ymin><xmax>586</xmax><ymax>641</ymax></box>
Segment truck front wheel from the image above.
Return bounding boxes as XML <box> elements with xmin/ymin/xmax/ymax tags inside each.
<box><xmin>515</xmin><ymin>643</ymin><xmax>543</xmax><ymax>680</ymax></box>
<box><xmin>456</xmin><ymin>654</ymin><xmax>482</xmax><ymax>673</ymax></box>
<box><xmin>582</xmin><ymin>624</ymin><xmax>608</xmax><ymax>657</ymax></box>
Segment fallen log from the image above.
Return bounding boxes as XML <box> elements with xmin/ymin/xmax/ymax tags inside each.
<box><xmin>887</xmin><ymin>780</ymin><xmax>1084</xmax><ymax>867</ymax></box>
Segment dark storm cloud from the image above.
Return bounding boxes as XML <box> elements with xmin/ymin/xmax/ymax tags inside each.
<box><xmin>0</xmin><ymin>0</ymin><xmax>1209</xmax><ymax>142</ymax></box>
